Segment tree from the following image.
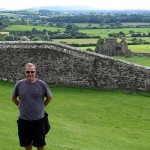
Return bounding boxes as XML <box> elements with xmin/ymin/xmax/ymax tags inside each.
<box><xmin>42</xmin><ymin>29</ymin><xmax>47</xmax><ymax>34</ymax></box>
<box><xmin>97</xmin><ymin>38</ymin><xmax>104</xmax><ymax>45</ymax></box>
<box><xmin>32</xmin><ymin>28</ymin><xmax>37</xmax><ymax>32</ymax></box>
<box><xmin>4</xmin><ymin>34</ymin><xmax>14</xmax><ymax>41</ymax></box>
<box><xmin>65</xmin><ymin>24</ymin><xmax>79</xmax><ymax>35</ymax></box>
<box><xmin>129</xmin><ymin>30</ymin><xmax>134</xmax><ymax>34</ymax></box>
<box><xmin>119</xmin><ymin>31</ymin><xmax>126</xmax><ymax>37</ymax></box>
<box><xmin>42</xmin><ymin>35</ymin><xmax>49</xmax><ymax>41</ymax></box>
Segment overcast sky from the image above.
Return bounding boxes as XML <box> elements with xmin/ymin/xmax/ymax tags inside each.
<box><xmin>0</xmin><ymin>0</ymin><xmax>150</xmax><ymax>10</ymax></box>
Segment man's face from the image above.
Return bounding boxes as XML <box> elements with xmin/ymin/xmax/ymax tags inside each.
<box><xmin>24</xmin><ymin>66</ymin><xmax>36</xmax><ymax>82</ymax></box>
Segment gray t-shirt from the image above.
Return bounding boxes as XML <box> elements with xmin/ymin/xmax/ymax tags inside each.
<box><xmin>13</xmin><ymin>79</ymin><xmax>52</xmax><ymax>120</ymax></box>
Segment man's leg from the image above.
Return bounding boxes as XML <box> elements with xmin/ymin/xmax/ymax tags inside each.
<box><xmin>17</xmin><ymin>119</ymin><xmax>32</xmax><ymax>149</ymax></box>
<box><xmin>37</xmin><ymin>146</ymin><xmax>44</xmax><ymax>150</ymax></box>
<box><xmin>25</xmin><ymin>144</ymin><xmax>32</xmax><ymax>150</ymax></box>
<box><xmin>33</xmin><ymin>119</ymin><xmax>46</xmax><ymax>149</ymax></box>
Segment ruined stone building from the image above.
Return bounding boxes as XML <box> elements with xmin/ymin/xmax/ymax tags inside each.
<box><xmin>95</xmin><ymin>38</ymin><xmax>132</xmax><ymax>56</ymax></box>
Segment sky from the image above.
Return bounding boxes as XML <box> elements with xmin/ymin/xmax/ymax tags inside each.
<box><xmin>0</xmin><ymin>0</ymin><xmax>150</xmax><ymax>10</ymax></box>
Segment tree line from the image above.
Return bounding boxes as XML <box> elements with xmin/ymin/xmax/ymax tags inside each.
<box><xmin>1</xmin><ymin>10</ymin><xmax>150</xmax><ymax>28</ymax></box>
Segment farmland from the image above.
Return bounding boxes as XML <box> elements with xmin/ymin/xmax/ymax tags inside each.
<box><xmin>4</xmin><ymin>25</ymin><xmax>150</xmax><ymax>37</ymax></box>
<box><xmin>1</xmin><ymin>9</ymin><xmax>150</xmax><ymax>46</ymax></box>
<box><xmin>53</xmin><ymin>38</ymin><xmax>98</xmax><ymax>44</ymax></box>
<box><xmin>3</xmin><ymin>24</ymin><xmax>150</xmax><ymax>45</ymax></box>
<box><xmin>4</xmin><ymin>25</ymin><xmax>65</xmax><ymax>32</ymax></box>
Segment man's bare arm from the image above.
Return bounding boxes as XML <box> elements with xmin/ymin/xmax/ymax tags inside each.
<box><xmin>44</xmin><ymin>96</ymin><xmax>52</xmax><ymax>107</ymax></box>
<box><xmin>12</xmin><ymin>95</ymin><xmax>19</xmax><ymax>106</ymax></box>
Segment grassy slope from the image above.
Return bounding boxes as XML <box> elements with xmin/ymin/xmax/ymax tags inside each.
<box><xmin>0</xmin><ymin>81</ymin><xmax>150</xmax><ymax>150</ymax></box>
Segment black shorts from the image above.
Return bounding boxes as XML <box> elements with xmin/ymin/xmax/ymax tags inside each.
<box><xmin>17</xmin><ymin>118</ymin><xmax>46</xmax><ymax>147</ymax></box>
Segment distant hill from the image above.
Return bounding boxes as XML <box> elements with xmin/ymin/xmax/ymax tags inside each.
<box><xmin>11</xmin><ymin>5</ymin><xmax>95</xmax><ymax>11</ymax></box>
<box><xmin>29</xmin><ymin>5</ymin><xmax>96</xmax><ymax>11</ymax></box>
<box><xmin>0</xmin><ymin>8</ymin><xmax>7</xmax><ymax>11</ymax></box>
<box><xmin>0</xmin><ymin>5</ymin><xmax>97</xmax><ymax>11</ymax></box>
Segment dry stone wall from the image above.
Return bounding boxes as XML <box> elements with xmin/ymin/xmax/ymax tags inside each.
<box><xmin>0</xmin><ymin>41</ymin><xmax>150</xmax><ymax>92</ymax></box>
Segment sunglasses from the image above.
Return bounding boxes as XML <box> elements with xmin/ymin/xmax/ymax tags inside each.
<box><xmin>25</xmin><ymin>71</ymin><xmax>35</xmax><ymax>74</ymax></box>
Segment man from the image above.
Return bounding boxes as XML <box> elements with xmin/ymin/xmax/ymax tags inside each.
<box><xmin>12</xmin><ymin>63</ymin><xmax>52</xmax><ymax>150</ymax></box>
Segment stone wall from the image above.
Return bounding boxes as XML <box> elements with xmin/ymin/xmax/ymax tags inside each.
<box><xmin>0</xmin><ymin>41</ymin><xmax>150</xmax><ymax>92</ymax></box>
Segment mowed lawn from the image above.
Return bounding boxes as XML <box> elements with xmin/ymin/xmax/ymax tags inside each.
<box><xmin>0</xmin><ymin>81</ymin><xmax>150</xmax><ymax>150</ymax></box>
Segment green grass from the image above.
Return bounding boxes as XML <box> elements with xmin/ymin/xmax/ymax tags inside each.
<box><xmin>79</xmin><ymin>28</ymin><xmax>150</xmax><ymax>38</ymax></box>
<box><xmin>114</xmin><ymin>56</ymin><xmax>150</xmax><ymax>67</ymax></box>
<box><xmin>78</xmin><ymin>46</ymin><xmax>96</xmax><ymax>51</ymax></box>
<box><xmin>4</xmin><ymin>25</ymin><xmax>65</xmax><ymax>32</ymax></box>
<box><xmin>129</xmin><ymin>44</ymin><xmax>150</xmax><ymax>53</ymax></box>
<box><xmin>4</xmin><ymin>25</ymin><xmax>150</xmax><ymax>38</ymax></box>
<box><xmin>0</xmin><ymin>81</ymin><xmax>150</xmax><ymax>150</ymax></box>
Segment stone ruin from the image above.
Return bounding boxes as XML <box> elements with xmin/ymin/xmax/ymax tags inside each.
<box><xmin>95</xmin><ymin>38</ymin><xmax>132</xmax><ymax>56</ymax></box>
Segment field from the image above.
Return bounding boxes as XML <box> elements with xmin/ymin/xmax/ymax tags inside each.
<box><xmin>113</xmin><ymin>56</ymin><xmax>150</xmax><ymax>67</ymax></box>
<box><xmin>53</xmin><ymin>38</ymin><xmax>98</xmax><ymax>45</ymax></box>
<box><xmin>128</xmin><ymin>45</ymin><xmax>150</xmax><ymax>53</ymax></box>
<box><xmin>75</xmin><ymin>23</ymin><xmax>150</xmax><ymax>28</ymax></box>
<box><xmin>122</xmin><ymin>22</ymin><xmax>150</xmax><ymax>27</ymax></box>
<box><xmin>79</xmin><ymin>28</ymin><xmax>150</xmax><ymax>38</ymax></box>
<box><xmin>4</xmin><ymin>25</ymin><xmax>65</xmax><ymax>32</ymax></box>
<box><xmin>4</xmin><ymin>25</ymin><xmax>150</xmax><ymax>37</ymax></box>
<box><xmin>0</xmin><ymin>81</ymin><xmax>150</xmax><ymax>150</ymax></box>
<box><xmin>0</xmin><ymin>32</ymin><xmax>9</xmax><ymax>35</ymax></box>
